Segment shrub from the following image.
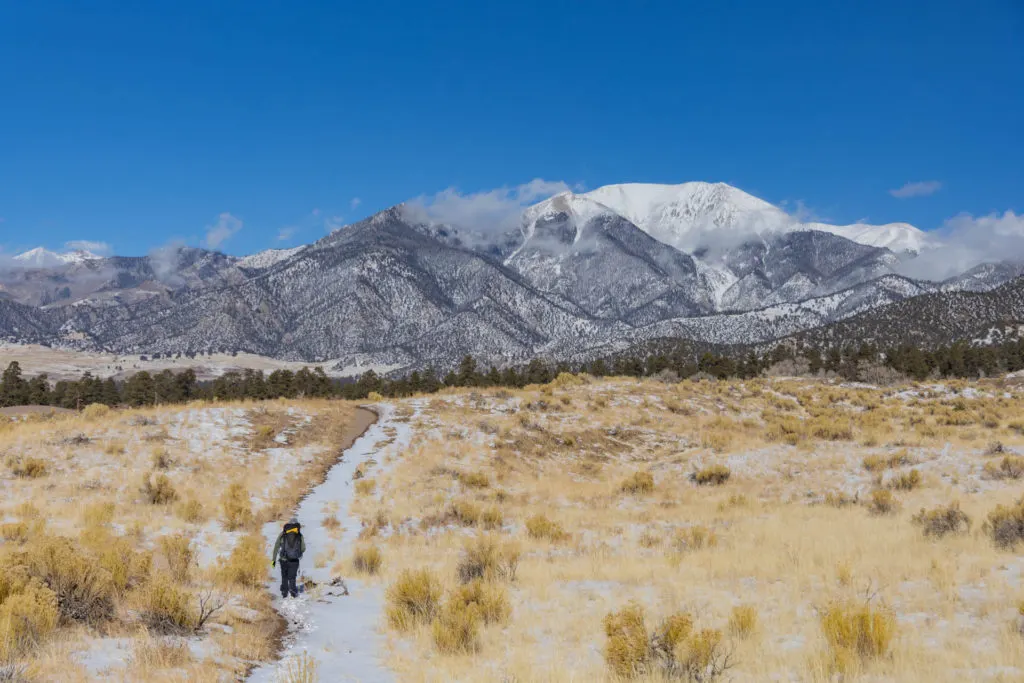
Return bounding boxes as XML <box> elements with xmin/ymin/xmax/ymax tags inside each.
<box><xmin>250</xmin><ymin>424</ymin><xmax>277</xmax><ymax>450</ymax></box>
<box><xmin>82</xmin><ymin>501</ymin><xmax>116</xmax><ymax>528</ymax></box>
<box><xmin>984</xmin><ymin>500</ymin><xmax>1024</xmax><ymax>549</ymax></box>
<box><xmin>692</xmin><ymin>465</ymin><xmax>731</xmax><ymax>486</ymax></box>
<box><xmin>525</xmin><ymin>514</ymin><xmax>567</xmax><ymax>542</ymax></box>
<box><xmin>888</xmin><ymin>469</ymin><xmax>922</xmax><ymax>491</ymax></box>
<box><xmin>354</xmin><ymin>479</ymin><xmax>377</xmax><ymax>496</ymax></box>
<box><xmin>456</xmin><ymin>536</ymin><xmax>520</xmax><ymax>584</ymax></box>
<box><xmin>479</xmin><ymin>506</ymin><xmax>504</xmax><ymax>530</ymax></box>
<box><xmin>823</xmin><ymin>491</ymin><xmax>857</xmax><ymax>508</ymax></box>
<box><xmin>19</xmin><ymin>536</ymin><xmax>116</xmax><ymax>624</ymax></box>
<box><xmin>673</xmin><ymin>526</ymin><xmax>718</xmax><ymax>552</ymax></box>
<box><xmin>983</xmin><ymin>455</ymin><xmax>1024</xmax><ymax>480</ymax></box>
<box><xmin>728</xmin><ymin>605</ymin><xmax>758</xmax><ymax>638</ymax></box>
<box><xmin>987</xmin><ymin>440</ymin><xmax>1007</xmax><ymax>455</ymax></box>
<box><xmin>0</xmin><ymin>578</ymin><xmax>59</xmax><ymax>660</ymax></box>
<box><xmin>151</xmin><ymin>447</ymin><xmax>172</xmax><ymax>470</ymax></box>
<box><xmin>1</xmin><ymin>522</ymin><xmax>30</xmax><ymax>543</ymax></box>
<box><xmin>912</xmin><ymin>502</ymin><xmax>970</xmax><ymax>538</ymax></box>
<box><xmin>177</xmin><ymin>497</ymin><xmax>205</xmax><ymax>523</ymax></box>
<box><xmin>810</xmin><ymin>416</ymin><xmax>855</xmax><ymax>441</ymax></box>
<box><xmin>868</xmin><ymin>489</ymin><xmax>899</xmax><ymax>516</ymax></box>
<box><xmin>366</xmin><ymin>391</ymin><xmax>384</xmax><ymax>402</ymax></box>
<box><xmin>604</xmin><ymin>602</ymin><xmax>649</xmax><ymax>678</ymax></box>
<box><xmin>142</xmin><ymin>472</ymin><xmax>179</xmax><ymax>505</ymax></box>
<box><xmin>820</xmin><ymin>600</ymin><xmax>896</xmax><ymax>673</ymax></box>
<box><xmin>10</xmin><ymin>457</ymin><xmax>48</xmax><ymax>479</ymax></box>
<box><xmin>221</xmin><ymin>482</ymin><xmax>253</xmax><ymax>531</ymax></box>
<box><xmin>764</xmin><ymin>414</ymin><xmax>807</xmax><ymax>445</ymax></box>
<box><xmin>862</xmin><ymin>451</ymin><xmax>911</xmax><ymax>472</ymax></box>
<box><xmin>97</xmin><ymin>535</ymin><xmax>152</xmax><ymax>595</ymax></box>
<box><xmin>700</xmin><ymin>429</ymin><xmax>732</xmax><ymax>452</ymax></box>
<box><xmin>82</xmin><ymin>403</ymin><xmax>111</xmax><ymax>420</ymax></box>
<box><xmin>620</xmin><ymin>471</ymin><xmax>655</xmax><ymax>495</ymax></box>
<box><xmin>431</xmin><ymin>598</ymin><xmax>481</xmax><ymax>655</ymax></box>
<box><xmin>160</xmin><ymin>534</ymin><xmax>195</xmax><ymax>583</ymax></box>
<box><xmin>551</xmin><ymin>372</ymin><xmax>584</xmax><ymax>388</ymax></box>
<box><xmin>449</xmin><ymin>499</ymin><xmax>482</xmax><ymax>526</ymax></box>
<box><xmin>217</xmin><ymin>535</ymin><xmax>266</xmax><ymax>588</ymax></box>
<box><xmin>138</xmin><ymin>574</ymin><xmax>196</xmax><ymax>634</ymax></box>
<box><xmin>386</xmin><ymin>569</ymin><xmax>442</xmax><ymax>631</ymax></box>
<box><xmin>450</xmin><ymin>580</ymin><xmax>510</xmax><ymax>626</ymax></box>
<box><xmin>457</xmin><ymin>470</ymin><xmax>490</xmax><ymax>489</ymax></box>
<box><xmin>604</xmin><ymin>603</ymin><xmax>730</xmax><ymax>680</ymax></box>
<box><xmin>638</xmin><ymin>531</ymin><xmax>662</xmax><ymax>548</ymax></box>
<box><xmin>352</xmin><ymin>545</ymin><xmax>383</xmax><ymax>575</ymax></box>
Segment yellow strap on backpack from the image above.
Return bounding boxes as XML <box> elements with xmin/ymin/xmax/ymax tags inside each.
<box><xmin>285</xmin><ymin>528</ymin><xmax>299</xmax><ymax>534</ymax></box>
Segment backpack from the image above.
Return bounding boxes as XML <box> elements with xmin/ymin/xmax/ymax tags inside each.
<box><xmin>281</xmin><ymin>523</ymin><xmax>303</xmax><ymax>561</ymax></box>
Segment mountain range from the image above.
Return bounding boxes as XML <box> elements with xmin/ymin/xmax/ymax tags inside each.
<box><xmin>1</xmin><ymin>182</ymin><xmax>1020</xmax><ymax>372</ymax></box>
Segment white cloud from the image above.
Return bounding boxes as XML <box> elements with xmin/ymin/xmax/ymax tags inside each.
<box><xmin>204</xmin><ymin>212</ymin><xmax>243</xmax><ymax>249</ymax></box>
<box><xmin>277</xmin><ymin>226</ymin><xmax>297</xmax><ymax>242</ymax></box>
<box><xmin>350</xmin><ymin>197</ymin><xmax>361</xmax><ymax>209</ymax></box>
<box><xmin>402</xmin><ymin>178</ymin><xmax>572</xmax><ymax>232</ymax></box>
<box><xmin>65</xmin><ymin>240</ymin><xmax>112</xmax><ymax>256</ymax></box>
<box><xmin>898</xmin><ymin>210</ymin><xmax>1024</xmax><ymax>281</ymax></box>
<box><xmin>889</xmin><ymin>180</ymin><xmax>942</xmax><ymax>199</ymax></box>
<box><xmin>148</xmin><ymin>240</ymin><xmax>188</xmax><ymax>285</ymax></box>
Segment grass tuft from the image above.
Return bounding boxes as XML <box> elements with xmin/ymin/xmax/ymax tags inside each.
<box><xmin>619</xmin><ymin>471</ymin><xmax>655</xmax><ymax>495</ymax></box>
<box><xmin>386</xmin><ymin>568</ymin><xmax>442</xmax><ymax>631</ymax></box>
<box><xmin>912</xmin><ymin>502</ymin><xmax>970</xmax><ymax>538</ymax></box>
<box><xmin>692</xmin><ymin>465</ymin><xmax>731</xmax><ymax>486</ymax></box>
<box><xmin>456</xmin><ymin>536</ymin><xmax>520</xmax><ymax>584</ymax></box>
<box><xmin>352</xmin><ymin>545</ymin><xmax>383</xmax><ymax>575</ymax></box>
<box><xmin>221</xmin><ymin>482</ymin><xmax>253</xmax><ymax>531</ymax></box>
<box><xmin>820</xmin><ymin>600</ymin><xmax>896</xmax><ymax>674</ymax></box>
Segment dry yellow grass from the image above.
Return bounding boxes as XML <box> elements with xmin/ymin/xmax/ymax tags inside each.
<box><xmin>0</xmin><ymin>397</ymin><xmax>360</xmax><ymax>680</ymax></box>
<box><xmin>353</xmin><ymin>376</ymin><xmax>1024</xmax><ymax>682</ymax></box>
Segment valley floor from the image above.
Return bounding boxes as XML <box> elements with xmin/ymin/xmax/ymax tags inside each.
<box><xmin>4</xmin><ymin>375</ymin><xmax>1024</xmax><ymax>681</ymax></box>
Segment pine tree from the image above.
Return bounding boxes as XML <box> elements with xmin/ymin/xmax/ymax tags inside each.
<box><xmin>0</xmin><ymin>362</ymin><xmax>29</xmax><ymax>407</ymax></box>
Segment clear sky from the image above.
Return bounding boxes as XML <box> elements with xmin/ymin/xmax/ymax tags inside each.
<box><xmin>0</xmin><ymin>1</ymin><xmax>1021</xmax><ymax>257</ymax></box>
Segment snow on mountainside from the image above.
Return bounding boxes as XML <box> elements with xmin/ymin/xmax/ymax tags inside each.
<box><xmin>237</xmin><ymin>246</ymin><xmax>305</xmax><ymax>270</ymax></box>
<box><xmin>13</xmin><ymin>247</ymin><xmax>102</xmax><ymax>267</ymax></box>
<box><xmin>582</xmin><ymin>182</ymin><xmax>932</xmax><ymax>254</ymax></box>
<box><xmin>800</xmin><ymin>221</ymin><xmax>932</xmax><ymax>254</ymax></box>
<box><xmin>583</xmin><ymin>182</ymin><xmax>786</xmax><ymax>252</ymax></box>
<box><xmin>0</xmin><ymin>180</ymin><xmax>1019</xmax><ymax>372</ymax></box>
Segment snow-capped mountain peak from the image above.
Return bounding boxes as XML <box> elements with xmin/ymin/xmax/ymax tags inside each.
<box><xmin>575</xmin><ymin>181</ymin><xmax>933</xmax><ymax>255</ymax></box>
<box><xmin>13</xmin><ymin>247</ymin><xmax>102</xmax><ymax>267</ymax></box>
<box><xmin>520</xmin><ymin>191</ymin><xmax>618</xmax><ymax>242</ymax></box>
<box><xmin>581</xmin><ymin>182</ymin><xmax>790</xmax><ymax>252</ymax></box>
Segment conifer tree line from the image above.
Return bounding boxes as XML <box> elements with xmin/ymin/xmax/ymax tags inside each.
<box><xmin>2</xmin><ymin>336</ymin><xmax>1024</xmax><ymax>410</ymax></box>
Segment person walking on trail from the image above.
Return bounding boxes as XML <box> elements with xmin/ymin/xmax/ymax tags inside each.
<box><xmin>272</xmin><ymin>517</ymin><xmax>305</xmax><ymax>598</ymax></box>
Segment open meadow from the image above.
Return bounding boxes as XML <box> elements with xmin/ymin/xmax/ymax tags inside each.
<box><xmin>0</xmin><ymin>398</ymin><xmax>366</xmax><ymax>681</ymax></box>
<box><xmin>4</xmin><ymin>375</ymin><xmax>1024</xmax><ymax>681</ymax></box>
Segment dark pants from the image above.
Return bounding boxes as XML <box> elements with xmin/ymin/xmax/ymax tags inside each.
<box><xmin>280</xmin><ymin>559</ymin><xmax>300</xmax><ymax>597</ymax></box>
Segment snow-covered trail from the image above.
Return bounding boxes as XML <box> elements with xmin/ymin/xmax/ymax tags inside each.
<box><xmin>248</xmin><ymin>403</ymin><xmax>417</xmax><ymax>683</ymax></box>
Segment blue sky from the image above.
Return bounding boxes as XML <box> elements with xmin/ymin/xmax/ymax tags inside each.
<box><xmin>0</xmin><ymin>1</ymin><xmax>1021</xmax><ymax>257</ymax></box>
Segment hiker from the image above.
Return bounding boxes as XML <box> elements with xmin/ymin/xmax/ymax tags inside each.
<box><xmin>272</xmin><ymin>517</ymin><xmax>305</xmax><ymax>598</ymax></box>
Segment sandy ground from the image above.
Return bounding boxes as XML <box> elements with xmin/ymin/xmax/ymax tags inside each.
<box><xmin>0</xmin><ymin>404</ymin><xmax>77</xmax><ymax>416</ymax></box>
<box><xmin>0</xmin><ymin>342</ymin><xmax>399</xmax><ymax>381</ymax></box>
